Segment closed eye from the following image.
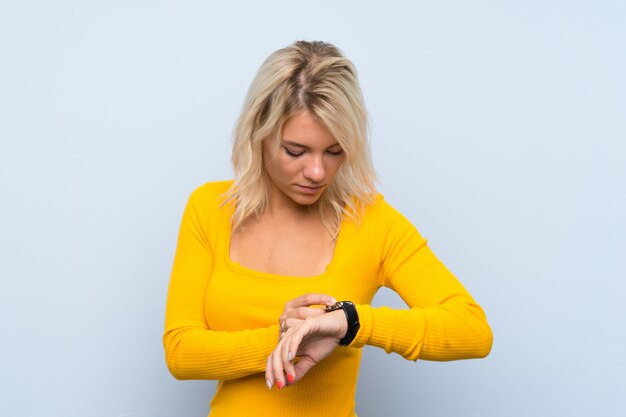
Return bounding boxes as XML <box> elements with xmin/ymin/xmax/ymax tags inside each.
<box><xmin>283</xmin><ymin>147</ymin><xmax>304</xmax><ymax>157</ymax></box>
<box><xmin>326</xmin><ymin>149</ymin><xmax>344</xmax><ymax>156</ymax></box>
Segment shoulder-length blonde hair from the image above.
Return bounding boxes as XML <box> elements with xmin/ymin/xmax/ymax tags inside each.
<box><xmin>224</xmin><ymin>40</ymin><xmax>377</xmax><ymax>237</ymax></box>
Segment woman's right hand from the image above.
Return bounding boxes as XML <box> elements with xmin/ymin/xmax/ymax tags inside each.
<box><xmin>278</xmin><ymin>293</ymin><xmax>337</xmax><ymax>337</ymax></box>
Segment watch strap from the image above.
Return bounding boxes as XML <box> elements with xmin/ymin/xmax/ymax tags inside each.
<box><xmin>325</xmin><ymin>301</ymin><xmax>360</xmax><ymax>346</ymax></box>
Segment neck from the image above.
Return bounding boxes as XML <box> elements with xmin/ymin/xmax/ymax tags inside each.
<box><xmin>265</xmin><ymin>197</ymin><xmax>318</xmax><ymax>222</ymax></box>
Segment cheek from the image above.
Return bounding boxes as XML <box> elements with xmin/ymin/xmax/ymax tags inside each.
<box><xmin>273</xmin><ymin>155</ymin><xmax>301</xmax><ymax>178</ymax></box>
<box><xmin>264</xmin><ymin>157</ymin><xmax>285</xmax><ymax>184</ymax></box>
<box><xmin>328</xmin><ymin>157</ymin><xmax>346</xmax><ymax>176</ymax></box>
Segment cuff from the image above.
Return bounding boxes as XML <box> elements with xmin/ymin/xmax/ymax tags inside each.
<box><xmin>346</xmin><ymin>303</ymin><xmax>426</xmax><ymax>361</ymax></box>
<box><xmin>349</xmin><ymin>304</ymin><xmax>373</xmax><ymax>348</ymax></box>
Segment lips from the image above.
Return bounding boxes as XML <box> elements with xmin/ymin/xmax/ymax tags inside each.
<box><xmin>296</xmin><ymin>184</ymin><xmax>324</xmax><ymax>194</ymax></box>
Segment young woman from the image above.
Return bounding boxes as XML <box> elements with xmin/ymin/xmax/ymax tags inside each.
<box><xmin>164</xmin><ymin>40</ymin><xmax>492</xmax><ymax>417</ymax></box>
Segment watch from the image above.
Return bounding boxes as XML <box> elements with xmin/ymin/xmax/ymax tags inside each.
<box><xmin>325</xmin><ymin>301</ymin><xmax>360</xmax><ymax>346</ymax></box>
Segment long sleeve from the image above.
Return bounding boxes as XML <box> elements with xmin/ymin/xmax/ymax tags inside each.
<box><xmin>163</xmin><ymin>186</ymin><xmax>277</xmax><ymax>380</ymax></box>
<box><xmin>162</xmin><ymin>185</ymin><xmax>492</xmax><ymax>416</ymax></box>
<box><xmin>350</xmin><ymin>199</ymin><xmax>493</xmax><ymax>361</ymax></box>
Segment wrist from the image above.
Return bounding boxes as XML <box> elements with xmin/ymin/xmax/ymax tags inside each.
<box><xmin>325</xmin><ymin>301</ymin><xmax>361</xmax><ymax>346</ymax></box>
<box><xmin>328</xmin><ymin>309</ymin><xmax>348</xmax><ymax>338</ymax></box>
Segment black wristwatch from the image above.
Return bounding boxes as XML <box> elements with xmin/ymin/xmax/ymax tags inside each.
<box><xmin>325</xmin><ymin>301</ymin><xmax>360</xmax><ymax>346</ymax></box>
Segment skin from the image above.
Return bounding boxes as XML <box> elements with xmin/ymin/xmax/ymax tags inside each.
<box><xmin>247</xmin><ymin>111</ymin><xmax>350</xmax><ymax>389</ymax></box>
<box><xmin>269</xmin><ymin>294</ymin><xmax>347</xmax><ymax>389</ymax></box>
<box><xmin>230</xmin><ymin>111</ymin><xmax>346</xmax><ymax>277</ymax></box>
<box><xmin>263</xmin><ymin>110</ymin><xmax>346</xmax><ymax>211</ymax></box>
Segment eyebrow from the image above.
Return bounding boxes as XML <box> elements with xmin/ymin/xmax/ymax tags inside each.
<box><xmin>281</xmin><ymin>140</ymin><xmax>342</xmax><ymax>150</ymax></box>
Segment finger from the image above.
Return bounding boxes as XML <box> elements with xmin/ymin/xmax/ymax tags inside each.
<box><xmin>283</xmin><ymin>307</ymin><xmax>327</xmax><ymax>320</ymax></box>
<box><xmin>287</xmin><ymin>324</ymin><xmax>307</xmax><ymax>363</ymax></box>
<box><xmin>284</xmin><ymin>317</ymin><xmax>315</xmax><ymax>369</ymax></box>
<box><xmin>280</xmin><ymin>334</ymin><xmax>296</xmax><ymax>385</ymax></box>
<box><xmin>277</xmin><ymin>320</ymin><xmax>292</xmax><ymax>338</ymax></box>
<box><xmin>271</xmin><ymin>341</ymin><xmax>286</xmax><ymax>389</ymax></box>
<box><xmin>281</xmin><ymin>317</ymin><xmax>304</xmax><ymax>333</ymax></box>
<box><xmin>284</xmin><ymin>293</ymin><xmax>337</xmax><ymax>310</ymax></box>
<box><xmin>265</xmin><ymin>353</ymin><xmax>274</xmax><ymax>389</ymax></box>
<box><xmin>293</xmin><ymin>306</ymin><xmax>326</xmax><ymax>319</ymax></box>
<box><xmin>293</xmin><ymin>356</ymin><xmax>318</xmax><ymax>383</ymax></box>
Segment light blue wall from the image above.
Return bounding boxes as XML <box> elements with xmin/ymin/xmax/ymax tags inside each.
<box><xmin>1</xmin><ymin>1</ymin><xmax>624</xmax><ymax>416</ymax></box>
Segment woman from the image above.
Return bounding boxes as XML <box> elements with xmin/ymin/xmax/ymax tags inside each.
<box><xmin>164</xmin><ymin>41</ymin><xmax>492</xmax><ymax>417</ymax></box>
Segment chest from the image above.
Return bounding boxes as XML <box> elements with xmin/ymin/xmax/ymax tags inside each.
<box><xmin>205</xmin><ymin>215</ymin><xmax>383</xmax><ymax>331</ymax></box>
<box><xmin>206</xmin><ymin>242</ymin><xmax>380</xmax><ymax>331</ymax></box>
<box><xmin>229</xmin><ymin>219</ymin><xmax>336</xmax><ymax>277</ymax></box>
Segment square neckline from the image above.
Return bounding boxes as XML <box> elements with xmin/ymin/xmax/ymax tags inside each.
<box><xmin>223</xmin><ymin>214</ymin><xmax>344</xmax><ymax>281</ymax></box>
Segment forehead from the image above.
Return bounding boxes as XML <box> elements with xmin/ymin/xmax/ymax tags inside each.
<box><xmin>280</xmin><ymin>111</ymin><xmax>338</xmax><ymax>148</ymax></box>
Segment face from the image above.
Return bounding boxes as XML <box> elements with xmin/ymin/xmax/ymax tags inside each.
<box><xmin>263</xmin><ymin>111</ymin><xmax>346</xmax><ymax>209</ymax></box>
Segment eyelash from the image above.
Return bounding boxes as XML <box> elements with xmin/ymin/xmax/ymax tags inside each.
<box><xmin>283</xmin><ymin>148</ymin><xmax>344</xmax><ymax>158</ymax></box>
<box><xmin>284</xmin><ymin>148</ymin><xmax>303</xmax><ymax>157</ymax></box>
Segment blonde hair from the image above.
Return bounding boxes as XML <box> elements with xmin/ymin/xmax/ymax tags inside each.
<box><xmin>224</xmin><ymin>40</ymin><xmax>377</xmax><ymax>237</ymax></box>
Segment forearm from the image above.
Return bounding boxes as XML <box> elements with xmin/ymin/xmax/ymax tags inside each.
<box><xmin>351</xmin><ymin>299</ymin><xmax>493</xmax><ymax>361</ymax></box>
<box><xmin>163</xmin><ymin>324</ymin><xmax>279</xmax><ymax>380</ymax></box>
<box><xmin>371</xmin><ymin>202</ymin><xmax>494</xmax><ymax>361</ymax></box>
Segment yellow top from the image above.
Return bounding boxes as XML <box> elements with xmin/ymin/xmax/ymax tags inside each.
<box><xmin>164</xmin><ymin>181</ymin><xmax>493</xmax><ymax>417</ymax></box>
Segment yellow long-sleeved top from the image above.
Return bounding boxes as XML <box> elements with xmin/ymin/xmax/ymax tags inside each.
<box><xmin>164</xmin><ymin>180</ymin><xmax>492</xmax><ymax>417</ymax></box>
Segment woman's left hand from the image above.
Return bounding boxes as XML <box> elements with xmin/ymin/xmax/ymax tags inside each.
<box><xmin>265</xmin><ymin>309</ymin><xmax>347</xmax><ymax>389</ymax></box>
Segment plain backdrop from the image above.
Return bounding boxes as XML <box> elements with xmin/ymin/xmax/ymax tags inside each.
<box><xmin>1</xmin><ymin>1</ymin><xmax>624</xmax><ymax>416</ymax></box>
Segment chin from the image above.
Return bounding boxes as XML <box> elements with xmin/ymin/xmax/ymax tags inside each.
<box><xmin>292</xmin><ymin>193</ymin><xmax>322</xmax><ymax>207</ymax></box>
<box><xmin>297</xmin><ymin>197</ymin><xmax>321</xmax><ymax>207</ymax></box>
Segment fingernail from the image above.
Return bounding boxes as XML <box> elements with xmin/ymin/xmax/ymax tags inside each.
<box><xmin>287</xmin><ymin>373</ymin><xmax>295</xmax><ymax>384</ymax></box>
<box><xmin>266</xmin><ymin>379</ymin><xmax>272</xmax><ymax>390</ymax></box>
<box><xmin>276</xmin><ymin>380</ymin><xmax>284</xmax><ymax>389</ymax></box>
<box><xmin>327</xmin><ymin>297</ymin><xmax>337</xmax><ymax>305</ymax></box>
<box><xmin>288</xmin><ymin>351</ymin><xmax>293</xmax><ymax>361</ymax></box>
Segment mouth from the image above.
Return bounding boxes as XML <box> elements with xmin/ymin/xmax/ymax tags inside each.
<box><xmin>295</xmin><ymin>184</ymin><xmax>324</xmax><ymax>194</ymax></box>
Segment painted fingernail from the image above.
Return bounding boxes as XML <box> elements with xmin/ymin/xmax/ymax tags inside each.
<box><xmin>266</xmin><ymin>379</ymin><xmax>272</xmax><ymax>390</ymax></box>
<box><xmin>327</xmin><ymin>297</ymin><xmax>337</xmax><ymax>305</ymax></box>
<box><xmin>276</xmin><ymin>380</ymin><xmax>284</xmax><ymax>389</ymax></box>
<box><xmin>286</xmin><ymin>373</ymin><xmax>295</xmax><ymax>384</ymax></box>
<box><xmin>287</xmin><ymin>351</ymin><xmax>293</xmax><ymax>361</ymax></box>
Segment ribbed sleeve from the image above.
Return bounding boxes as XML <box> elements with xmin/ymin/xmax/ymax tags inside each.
<box><xmin>162</xmin><ymin>182</ymin><xmax>492</xmax><ymax>416</ymax></box>
<box><xmin>350</xmin><ymin>200</ymin><xmax>493</xmax><ymax>361</ymax></box>
<box><xmin>163</xmin><ymin>184</ymin><xmax>277</xmax><ymax>380</ymax></box>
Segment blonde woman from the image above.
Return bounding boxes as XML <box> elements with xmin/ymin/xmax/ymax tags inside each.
<box><xmin>164</xmin><ymin>41</ymin><xmax>493</xmax><ymax>417</ymax></box>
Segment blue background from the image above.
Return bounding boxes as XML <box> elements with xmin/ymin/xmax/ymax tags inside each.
<box><xmin>1</xmin><ymin>1</ymin><xmax>624</xmax><ymax>416</ymax></box>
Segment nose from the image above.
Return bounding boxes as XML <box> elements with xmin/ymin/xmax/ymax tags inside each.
<box><xmin>303</xmin><ymin>155</ymin><xmax>325</xmax><ymax>183</ymax></box>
